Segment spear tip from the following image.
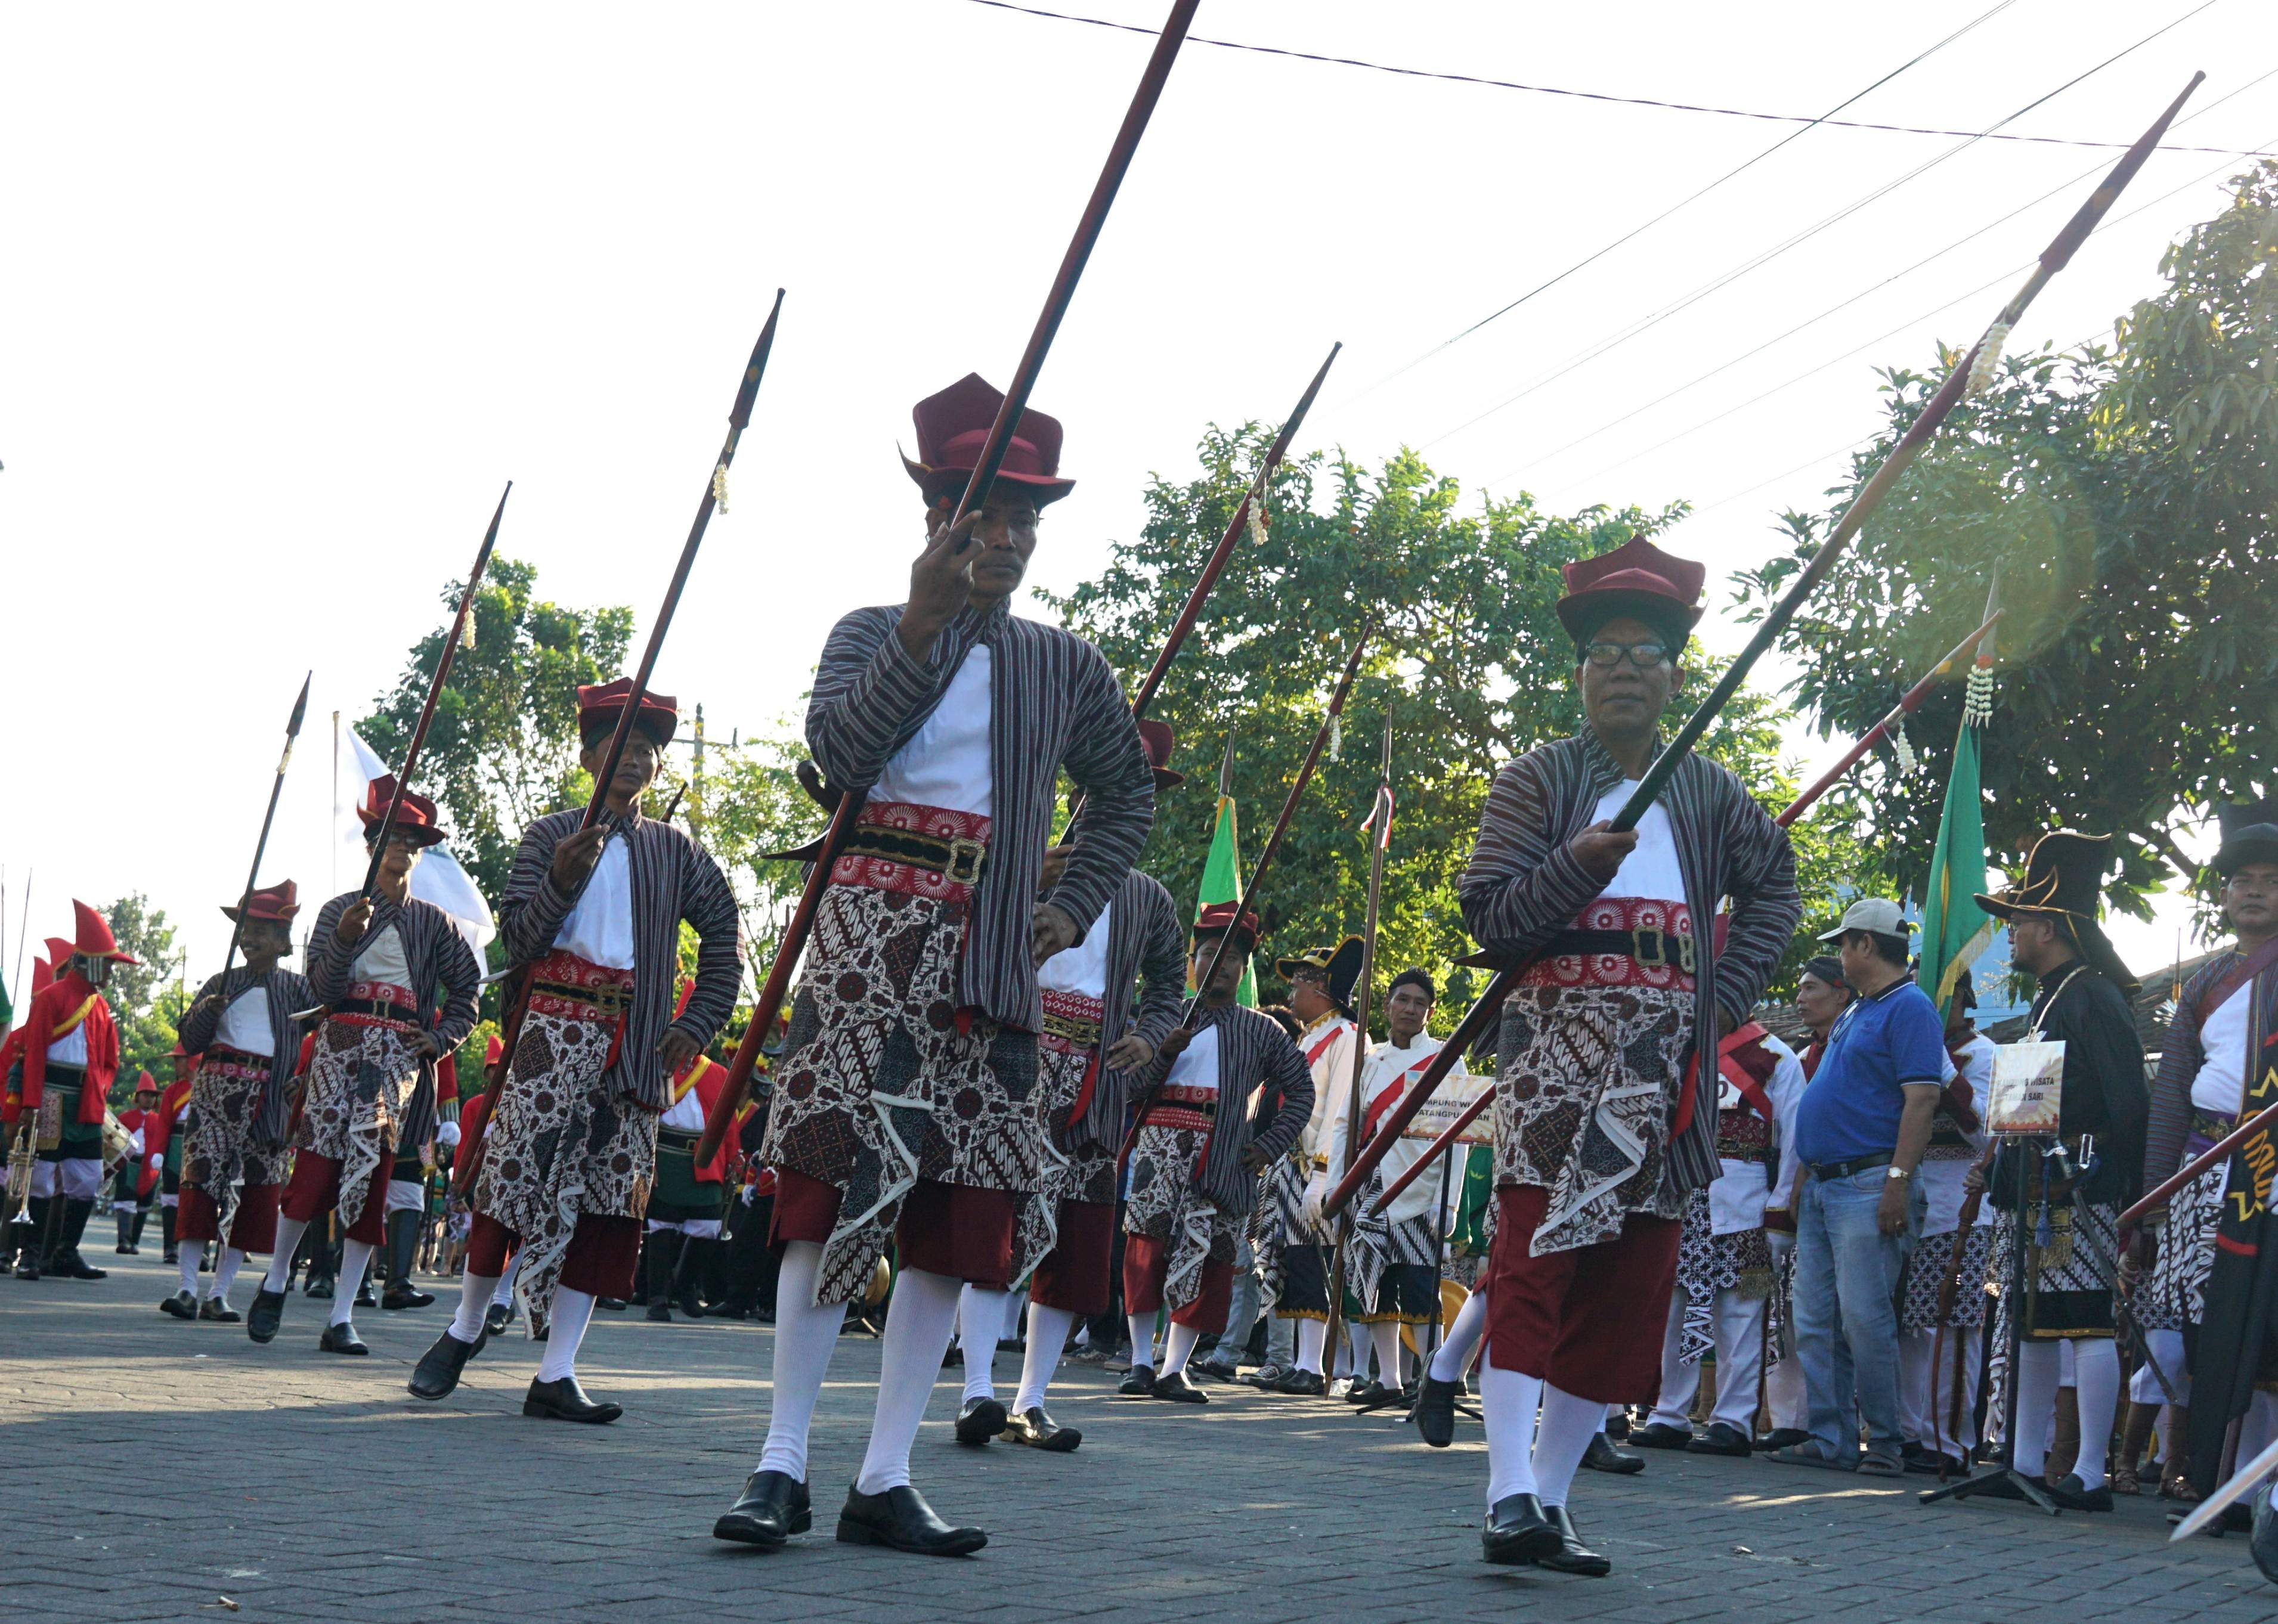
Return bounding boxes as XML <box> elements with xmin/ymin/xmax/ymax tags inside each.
<box><xmin>287</xmin><ymin>670</ymin><xmax>312</xmax><ymax>735</ymax></box>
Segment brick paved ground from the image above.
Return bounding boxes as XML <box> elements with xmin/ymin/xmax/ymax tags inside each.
<box><xmin>7</xmin><ymin>1250</ymin><xmax>2276</xmax><ymax>1624</ymax></box>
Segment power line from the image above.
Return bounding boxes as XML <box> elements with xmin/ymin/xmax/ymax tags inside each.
<box><xmin>961</xmin><ymin>0</ymin><xmax>2258</xmax><ymax>156</ymax></box>
<box><xmin>1411</xmin><ymin>2</ymin><xmax>2226</xmax><ymax>455</ymax></box>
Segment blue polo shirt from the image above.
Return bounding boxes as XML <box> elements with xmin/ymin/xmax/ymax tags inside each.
<box><xmin>1794</xmin><ymin>976</ymin><xmax>1949</xmax><ymax>1166</ymax></box>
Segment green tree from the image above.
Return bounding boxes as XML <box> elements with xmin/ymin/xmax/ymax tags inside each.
<box><xmin>1747</xmin><ymin>160</ymin><xmax>2278</xmax><ymax>926</ymax></box>
<box><xmin>1047</xmin><ymin>435</ymin><xmax>1836</xmax><ymax>1019</ymax></box>
<box><xmin>357</xmin><ymin>557</ymin><xmax>633</xmax><ymax>900</ymax></box>
<box><xmin>99</xmin><ymin>894</ymin><xmax>186</xmax><ymax>1098</ymax></box>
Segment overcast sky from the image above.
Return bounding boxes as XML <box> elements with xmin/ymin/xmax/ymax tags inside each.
<box><xmin>3</xmin><ymin>0</ymin><xmax>2266</xmax><ymax>985</ymax></box>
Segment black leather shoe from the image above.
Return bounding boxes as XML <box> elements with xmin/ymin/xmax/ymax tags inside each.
<box><xmin>160</xmin><ymin>1290</ymin><xmax>198</xmax><ymax>1319</ymax></box>
<box><xmin>319</xmin><ymin>1322</ymin><xmax>369</xmax><ymax>1355</ymax></box>
<box><xmin>1753</xmin><ymin>1426</ymin><xmax>1812</xmax><ymax>1453</ymax></box>
<box><xmin>1005</xmin><ymin>1406</ymin><xmax>1082</xmax><ymax>1452</ymax></box>
<box><xmin>1118</xmin><ymin>1366</ymin><xmax>1156</xmax><ymax>1397</ymax></box>
<box><xmin>408</xmin><ymin>1328</ymin><xmax>488</xmax><ymax>1400</ymax></box>
<box><xmin>58</xmin><ymin>1250</ymin><xmax>108</xmax><ymax>1281</ymax></box>
<box><xmin>484</xmin><ymin>1301</ymin><xmax>513</xmax><ymax>1338</ymax></box>
<box><xmin>2047</xmin><ymin>1473</ymin><xmax>2115</xmax><ymax>1513</ymax></box>
<box><xmin>247</xmin><ymin>1288</ymin><xmax>286</xmax><ymax>1343</ymax></box>
<box><xmin>646</xmin><ymin>1298</ymin><xmax>672</xmax><ymax>1323</ymax></box>
<box><xmin>954</xmin><ymin>1396</ymin><xmax>1007</xmax><ymax>1445</ymax></box>
<box><xmin>713</xmin><ymin>1471</ymin><xmax>811</xmax><ymax>1549</ymax></box>
<box><xmin>1688</xmin><ymin>1422</ymin><xmax>1753</xmax><ymax>1458</ymax></box>
<box><xmin>1154</xmin><ymin>1370</ymin><xmax>1209</xmax><ymax>1405</ymax></box>
<box><xmin>382</xmin><ymin>1284</ymin><xmax>435</xmax><ymax>1310</ymax></box>
<box><xmin>1275</xmin><ymin>1368</ymin><xmax>1327</xmax><ymax>1396</ymax></box>
<box><xmin>354</xmin><ymin>1277</ymin><xmax>377</xmax><ymax>1308</ymax></box>
<box><xmin>1415</xmin><ymin>1375</ymin><xmax>1461</xmax><ymax>1448</ymax></box>
<box><xmin>596</xmin><ymin>1297</ymin><xmax>627</xmax><ymax>1310</ymax></box>
<box><xmin>1537</xmin><ymin>1504</ymin><xmax>1611</xmax><ymax>1576</ymax></box>
<box><xmin>836</xmin><ymin>1483</ymin><xmax>987</xmax><ymax>1557</ymax></box>
<box><xmin>523</xmin><ymin>1375</ymin><xmax>622</xmax><ymax>1424</ymax></box>
<box><xmin>1583</xmin><ymin>1431</ymin><xmax>1646</xmax><ymax>1474</ymax></box>
<box><xmin>1344</xmin><ymin>1377</ymin><xmax>1389</xmax><ymax>1406</ymax></box>
<box><xmin>1482</xmin><ymin>1492</ymin><xmax>1562</xmax><ymax>1565</ymax></box>
<box><xmin>1604</xmin><ymin>1410</ymin><xmax>1632</xmax><ymax>1441</ymax></box>
<box><xmin>1630</xmin><ymin>1421</ymin><xmax>1692</xmax><ymax>1450</ymax></box>
<box><xmin>199</xmin><ymin>1297</ymin><xmax>242</xmax><ymax>1324</ymax></box>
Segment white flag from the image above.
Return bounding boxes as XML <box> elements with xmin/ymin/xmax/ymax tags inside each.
<box><xmin>343</xmin><ymin>729</ymin><xmax>496</xmax><ymax>958</ymax></box>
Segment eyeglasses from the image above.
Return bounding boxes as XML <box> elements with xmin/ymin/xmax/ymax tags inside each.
<box><xmin>1582</xmin><ymin>640</ymin><xmax>1673</xmax><ymax>670</ymax></box>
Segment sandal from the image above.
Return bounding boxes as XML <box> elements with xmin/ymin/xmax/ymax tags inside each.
<box><xmin>2164</xmin><ymin>1473</ymin><xmax>2202</xmax><ymax>1504</ymax></box>
<box><xmin>2112</xmin><ymin>1462</ymin><xmax>2141</xmax><ymax>1496</ymax></box>
<box><xmin>1766</xmin><ymin>1442</ymin><xmax>1856</xmax><ymax>1471</ymax></box>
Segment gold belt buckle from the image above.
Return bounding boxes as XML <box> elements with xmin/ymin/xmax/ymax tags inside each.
<box><xmin>1677</xmin><ymin>931</ymin><xmax>1696</xmax><ymax>974</ymax></box>
<box><xmin>945</xmin><ymin>835</ymin><xmax>986</xmax><ymax>885</ymax></box>
<box><xmin>1632</xmin><ymin>927</ymin><xmax>1666</xmax><ymax>968</ymax></box>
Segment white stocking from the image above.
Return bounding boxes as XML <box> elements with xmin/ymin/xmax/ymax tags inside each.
<box><xmin>450</xmin><ymin>1272</ymin><xmax>500</xmax><ymax>1345</ymax></box>
<box><xmin>1431</xmin><ymin>1287</ymin><xmax>1488</xmax><ymax>1383</ymax></box>
<box><xmin>855</xmin><ymin>1266</ymin><xmax>961</xmax><ymax>1495</ymax></box>
<box><xmin>1531</xmin><ymin>1384</ymin><xmax>1606</xmax><ymax>1509</ymax></box>
<box><xmin>1127</xmin><ymin>1312</ymin><xmax>1156</xmax><ymax>1372</ymax></box>
<box><xmin>213</xmin><ymin>1247</ymin><xmax>245</xmax><ymax>1306</ymax></box>
<box><xmin>959</xmin><ymin>1285</ymin><xmax>1010</xmax><ymax>1403</ymax></box>
<box><xmin>1162</xmin><ymin>1321</ymin><xmax>1202</xmax><ymax>1377</ymax></box>
<box><xmin>2070</xmin><ymin>1337</ymin><xmax>2121</xmax><ymax>1490</ymax></box>
<box><xmin>492</xmin><ymin>1250</ymin><xmax>522</xmax><ymax>1306</ymax></box>
<box><xmin>538</xmin><ymin>1287</ymin><xmax>593</xmax><ymax>1383</ymax></box>
<box><xmin>756</xmin><ymin>1241</ymin><xmax>841</xmax><ymax>1482</ymax></box>
<box><xmin>1295</xmin><ymin>1317</ymin><xmax>1328</xmax><ymax>1375</ymax></box>
<box><xmin>1015</xmin><ymin>1304</ymin><xmax>1078</xmax><ymax>1413</ymax></box>
<box><xmin>178</xmin><ymin>1247</ymin><xmax>202</xmax><ymax>1297</ymax></box>
<box><xmin>2011</xmin><ymin>1338</ymin><xmax>2063</xmax><ymax>1480</ymax></box>
<box><xmin>330</xmin><ymin>1240</ymin><xmax>375</xmax><ymax>1327</ymax></box>
<box><xmin>262</xmin><ymin>1214</ymin><xmax>309</xmax><ymax>1292</ymax></box>
<box><xmin>1481</xmin><ymin>1364</ymin><xmax>1543</xmax><ymax>1505</ymax></box>
<box><xmin>1369</xmin><ymin>1321</ymin><xmax>1403</xmax><ymax>1387</ymax></box>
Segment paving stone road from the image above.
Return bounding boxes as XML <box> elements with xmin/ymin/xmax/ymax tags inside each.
<box><xmin>7</xmin><ymin>1250</ymin><xmax>2276</xmax><ymax>1624</ymax></box>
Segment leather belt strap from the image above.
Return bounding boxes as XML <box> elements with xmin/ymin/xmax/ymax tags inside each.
<box><xmin>1808</xmin><ymin>1151</ymin><xmax>1893</xmax><ymax>1180</ymax></box>
<box><xmin>530</xmin><ymin>979</ymin><xmax>633</xmax><ymax>1017</ymax></box>
<box><xmin>1542</xmin><ymin>926</ymin><xmax>1696</xmax><ymax>973</ymax></box>
<box><xmin>842</xmin><ymin>823</ymin><xmax>989</xmax><ymax>886</ymax></box>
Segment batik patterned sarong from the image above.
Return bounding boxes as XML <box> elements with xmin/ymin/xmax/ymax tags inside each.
<box><xmin>181</xmin><ymin>1048</ymin><xmax>281</xmax><ymax>1241</ymax></box>
<box><xmin>294</xmin><ymin>983</ymin><xmax>424</xmax><ymax>1229</ymax></box>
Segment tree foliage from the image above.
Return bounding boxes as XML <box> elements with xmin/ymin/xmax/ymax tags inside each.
<box><xmin>99</xmin><ymin>894</ymin><xmax>187</xmax><ymax>1098</ymax></box>
<box><xmin>1749</xmin><ymin>161</ymin><xmax>2278</xmax><ymax>925</ymax></box>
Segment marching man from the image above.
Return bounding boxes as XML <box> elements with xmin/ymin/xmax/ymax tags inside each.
<box><xmin>167</xmin><ymin>881</ymin><xmax>313</xmax><ymax>1323</ymax></box>
<box><xmin>1261</xmin><ymin>938</ymin><xmax>1360</xmax><ymax>1396</ymax></box>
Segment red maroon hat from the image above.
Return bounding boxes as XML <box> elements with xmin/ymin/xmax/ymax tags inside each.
<box><xmin>577</xmin><ymin>679</ymin><xmax>680</xmax><ymax>750</ymax></box>
<box><xmin>1137</xmin><ymin>719</ymin><xmax>1185</xmax><ymax>791</ymax></box>
<box><xmin>43</xmin><ymin>937</ymin><xmax>75</xmax><ymax>976</ymax></box>
<box><xmin>901</xmin><ymin>373</ymin><xmax>1075</xmax><ymax>507</ymax></box>
<box><xmin>29</xmin><ymin>957</ymin><xmax>51</xmax><ymax>996</ymax></box>
<box><xmin>356</xmin><ymin>775</ymin><xmax>448</xmax><ymax>848</ymax></box>
<box><xmin>1193</xmin><ymin>901</ymin><xmax>1260</xmax><ymax>952</ymax></box>
<box><xmin>71</xmin><ymin>900</ymin><xmax>141</xmax><ymax>965</ymax></box>
<box><xmin>1555</xmin><ymin>535</ymin><xmax>1706</xmax><ymax>650</ymax></box>
<box><xmin>222</xmin><ymin>879</ymin><xmax>301</xmax><ymax>925</ymax></box>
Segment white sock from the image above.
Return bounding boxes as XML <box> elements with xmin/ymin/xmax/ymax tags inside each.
<box><xmin>263</xmin><ymin>1215</ymin><xmax>309</xmax><ymax>1292</ymax></box>
<box><xmin>1127</xmin><ymin>1312</ymin><xmax>1156</xmax><ymax>1372</ymax></box>
<box><xmin>213</xmin><ymin>1247</ymin><xmax>245</xmax><ymax>1304</ymax></box>
<box><xmin>330</xmin><ymin>1240</ymin><xmax>375</xmax><ymax>1327</ymax></box>
<box><xmin>1162</xmin><ymin>1321</ymin><xmax>1202</xmax><ymax>1377</ymax></box>
<box><xmin>450</xmin><ymin>1272</ymin><xmax>501</xmax><ymax>1344</ymax></box>
<box><xmin>1432</xmin><ymin>1288</ymin><xmax>1488</xmax><ymax>1382</ymax></box>
<box><xmin>1001</xmin><ymin>1289</ymin><xmax>1026</xmax><ymax>1341</ymax></box>
<box><xmin>538</xmin><ymin>1287</ymin><xmax>593</xmax><ymax>1383</ymax></box>
<box><xmin>756</xmin><ymin>1241</ymin><xmax>842</xmax><ymax>1482</ymax></box>
<box><xmin>960</xmin><ymin>1285</ymin><xmax>1009</xmax><ymax>1403</ymax></box>
<box><xmin>855</xmin><ymin>1266</ymin><xmax>962</xmax><ymax>1495</ymax></box>
<box><xmin>492</xmin><ymin>1251</ymin><xmax>522</xmax><ymax>1307</ymax></box>
<box><xmin>178</xmin><ymin>1247</ymin><xmax>202</xmax><ymax>1297</ymax></box>
<box><xmin>1532</xmin><ymin>1384</ymin><xmax>1605</xmax><ymax>1509</ymax></box>
<box><xmin>2070</xmin><ymin>1337</ymin><xmax>2121</xmax><ymax>1490</ymax></box>
<box><xmin>1370</xmin><ymin>1321</ymin><xmax>1403</xmax><ymax>1386</ymax></box>
<box><xmin>1295</xmin><ymin>1317</ymin><xmax>1327</xmax><ymax>1375</ymax></box>
<box><xmin>1481</xmin><ymin>1364</ymin><xmax>1543</xmax><ymax>1505</ymax></box>
<box><xmin>1016</xmin><ymin>1304</ymin><xmax>1078</xmax><ymax>1414</ymax></box>
<box><xmin>2011</xmin><ymin>1338</ymin><xmax>2062</xmax><ymax>1479</ymax></box>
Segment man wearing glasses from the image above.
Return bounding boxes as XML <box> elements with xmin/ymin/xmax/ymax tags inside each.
<box><xmin>1455</xmin><ymin>535</ymin><xmax>1801</xmax><ymax>1576</ymax></box>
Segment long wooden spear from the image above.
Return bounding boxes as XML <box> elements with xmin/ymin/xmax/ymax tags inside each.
<box><xmin>358</xmin><ymin>482</ymin><xmax>512</xmax><ymax>894</ymax></box>
<box><xmin>454</xmin><ymin>299</ymin><xmax>788</xmax><ymax>1193</ymax></box>
<box><xmin>695</xmin><ymin>0</ymin><xmax>1204</xmax><ymax>1169</ymax></box>
<box><xmin>1327</xmin><ymin>72</ymin><xmax>2204</xmax><ymax>1223</ymax></box>
<box><xmin>213</xmin><ymin>672</ymin><xmax>313</xmax><ymax>983</ymax></box>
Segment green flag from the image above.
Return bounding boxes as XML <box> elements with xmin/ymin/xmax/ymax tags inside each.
<box><xmin>1195</xmin><ymin>792</ymin><xmax>1257</xmax><ymax>1007</ymax></box>
<box><xmin>0</xmin><ymin>968</ymin><xmax>10</xmax><ymax>1034</ymax></box>
<box><xmin>1917</xmin><ymin>680</ymin><xmax>1995</xmax><ymax>1015</ymax></box>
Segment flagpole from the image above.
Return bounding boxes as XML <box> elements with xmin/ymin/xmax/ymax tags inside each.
<box><xmin>213</xmin><ymin>674</ymin><xmax>314</xmax><ymax>990</ymax></box>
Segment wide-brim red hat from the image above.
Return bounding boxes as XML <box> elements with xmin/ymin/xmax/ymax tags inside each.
<box><xmin>222</xmin><ymin>879</ymin><xmax>301</xmax><ymax>925</ymax></box>
<box><xmin>1193</xmin><ymin>901</ymin><xmax>1260</xmax><ymax>953</ymax></box>
<box><xmin>577</xmin><ymin>679</ymin><xmax>679</xmax><ymax>751</ymax></box>
<box><xmin>1137</xmin><ymin>718</ymin><xmax>1186</xmax><ymax>791</ymax></box>
<box><xmin>70</xmin><ymin>900</ymin><xmax>140</xmax><ymax>965</ymax></box>
<box><xmin>1555</xmin><ymin>534</ymin><xmax>1706</xmax><ymax>649</ymax></box>
<box><xmin>356</xmin><ymin>774</ymin><xmax>448</xmax><ymax>847</ymax></box>
<box><xmin>901</xmin><ymin>373</ymin><xmax>1075</xmax><ymax>507</ymax></box>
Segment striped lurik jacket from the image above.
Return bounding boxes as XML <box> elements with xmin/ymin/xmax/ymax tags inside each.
<box><xmin>1134</xmin><ymin>998</ymin><xmax>1316</xmax><ymax>1214</ymax></box>
<box><xmin>807</xmin><ymin>599</ymin><xmax>1156</xmax><ymax>1036</ymax></box>
<box><xmin>1069</xmin><ymin>868</ymin><xmax>1190</xmax><ymax>1154</ymax></box>
<box><xmin>2145</xmin><ymin>950</ymin><xmax>2278</xmax><ymax>1183</ymax></box>
<box><xmin>1457</xmin><ymin>727</ymin><xmax>1802</xmax><ymax>1197</ymax></box>
<box><xmin>178</xmin><ymin>965</ymin><xmax>317</xmax><ymax>1146</ymax></box>
<box><xmin>498</xmin><ymin>807</ymin><xmax>743</xmax><ymax>1112</ymax></box>
<box><xmin>307</xmin><ymin>891</ymin><xmax>483</xmax><ymax>1147</ymax></box>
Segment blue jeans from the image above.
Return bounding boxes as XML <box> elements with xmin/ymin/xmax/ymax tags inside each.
<box><xmin>1204</xmin><ymin>1235</ymin><xmax>1260</xmax><ymax>1368</ymax></box>
<box><xmin>1794</xmin><ymin>1166</ymin><xmax>1924</xmax><ymax>1462</ymax></box>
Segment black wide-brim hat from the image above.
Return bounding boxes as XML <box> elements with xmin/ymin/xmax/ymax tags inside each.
<box><xmin>1976</xmin><ymin>829</ymin><xmax>2138</xmax><ymax>994</ymax></box>
<box><xmin>1274</xmin><ymin>935</ymin><xmax>1363</xmax><ymax>1016</ymax></box>
<box><xmin>2215</xmin><ymin>800</ymin><xmax>2278</xmax><ymax>878</ymax></box>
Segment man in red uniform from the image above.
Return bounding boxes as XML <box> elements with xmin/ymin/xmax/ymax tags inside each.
<box><xmin>1</xmin><ymin>949</ymin><xmax>55</xmax><ymax>1276</ymax></box>
<box><xmin>4</xmin><ymin>901</ymin><xmax>140</xmax><ymax>1281</ymax></box>
<box><xmin>111</xmin><ymin>1073</ymin><xmax>161</xmax><ymax>1253</ymax></box>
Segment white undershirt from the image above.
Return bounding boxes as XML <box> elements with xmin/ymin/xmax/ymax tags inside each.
<box><xmin>2193</xmin><ymin>985</ymin><xmax>2252</xmax><ymax>1115</ymax></box>
<box><xmin>869</xmin><ymin>644</ymin><xmax>993</xmax><ymax>816</ymax></box>
<box><xmin>1036</xmin><ymin>900</ymin><xmax>1112</xmax><ymax>998</ymax></box>
<box><xmin>660</xmin><ymin>1085</ymin><xmax>708</xmax><ymax>1133</ymax></box>
<box><xmin>217</xmin><ymin>987</ymin><xmax>276</xmax><ymax>1057</ymax></box>
<box><xmin>354</xmin><ymin>922</ymin><xmax>412</xmax><ymax>990</ymax></box>
<box><xmin>555</xmin><ymin>835</ymin><xmax>636</xmax><ymax>971</ymax></box>
<box><xmin>47</xmin><ymin>1025</ymin><xmax>88</xmax><ymax>1065</ymax></box>
<box><xmin>1915</xmin><ymin>1034</ymin><xmax>1995</xmax><ymax>1234</ymax></box>
<box><xmin>1164</xmin><ymin>1022</ymin><xmax>1221</xmax><ymax>1098</ymax></box>
<box><xmin>1592</xmin><ymin>779</ymin><xmax>1685</xmax><ymax>900</ymax></box>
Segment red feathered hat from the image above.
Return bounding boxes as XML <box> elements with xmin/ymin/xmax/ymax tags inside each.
<box><xmin>1555</xmin><ymin>535</ymin><xmax>1706</xmax><ymax>651</ymax></box>
<box><xmin>71</xmin><ymin>900</ymin><xmax>140</xmax><ymax>965</ymax></box>
<box><xmin>1137</xmin><ymin>719</ymin><xmax>1185</xmax><ymax>791</ymax></box>
<box><xmin>222</xmin><ymin>879</ymin><xmax>301</xmax><ymax>925</ymax></box>
<box><xmin>901</xmin><ymin>373</ymin><xmax>1075</xmax><ymax>507</ymax></box>
<box><xmin>577</xmin><ymin>679</ymin><xmax>680</xmax><ymax>751</ymax></box>
<box><xmin>1193</xmin><ymin>901</ymin><xmax>1261</xmax><ymax>952</ymax></box>
<box><xmin>356</xmin><ymin>775</ymin><xmax>448</xmax><ymax>847</ymax></box>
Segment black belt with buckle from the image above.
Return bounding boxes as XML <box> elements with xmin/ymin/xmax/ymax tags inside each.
<box><xmin>843</xmin><ymin>823</ymin><xmax>989</xmax><ymax>885</ymax></box>
<box><xmin>1808</xmin><ymin>1152</ymin><xmax>1894</xmax><ymax>1180</ymax></box>
<box><xmin>1544</xmin><ymin>926</ymin><xmax>1696</xmax><ymax>973</ymax></box>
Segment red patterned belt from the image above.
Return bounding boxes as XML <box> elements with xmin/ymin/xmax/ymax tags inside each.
<box><xmin>333</xmin><ymin>981</ymin><xmax>422</xmax><ymax>1034</ymax></box>
<box><xmin>524</xmin><ymin>950</ymin><xmax>636</xmax><ymax>1072</ymax></box>
<box><xmin>200</xmin><ymin>1046</ymin><xmax>269</xmax><ymax>1079</ymax></box>
<box><xmin>1043</xmin><ymin>989</ymin><xmax>1107</xmax><ymax>1127</ymax></box>
<box><xmin>1140</xmin><ymin>1081</ymin><xmax>1218</xmax><ymax>1135</ymax></box>
<box><xmin>1519</xmin><ymin>896</ymin><xmax>1695</xmax><ymax>991</ymax></box>
<box><xmin>834</xmin><ymin>800</ymin><xmax>992</xmax><ymax>902</ymax></box>
<box><xmin>1716</xmin><ymin>1107</ymin><xmax>1771</xmax><ymax>1159</ymax></box>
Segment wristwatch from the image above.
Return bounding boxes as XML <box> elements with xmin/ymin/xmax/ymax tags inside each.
<box><xmin>1885</xmin><ymin>1164</ymin><xmax>1912</xmax><ymax>1182</ymax></box>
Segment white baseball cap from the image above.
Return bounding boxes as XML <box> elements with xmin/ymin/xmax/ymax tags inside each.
<box><xmin>1817</xmin><ymin>897</ymin><xmax>1908</xmax><ymax>941</ymax></box>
